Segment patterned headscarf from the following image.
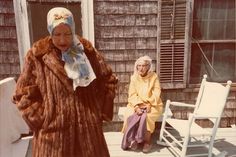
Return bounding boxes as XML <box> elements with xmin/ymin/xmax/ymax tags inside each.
<box><xmin>47</xmin><ymin>7</ymin><xmax>74</xmax><ymax>34</ymax></box>
<box><xmin>134</xmin><ymin>55</ymin><xmax>153</xmax><ymax>75</ymax></box>
<box><xmin>47</xmin><ymin>7</ymin><xmax>79</xmax><ymax>45</ymax></box>
<box><xmin>47</xmin><ymin>7</ymin><xmax>96</xmax><ymax>90</ymax></box>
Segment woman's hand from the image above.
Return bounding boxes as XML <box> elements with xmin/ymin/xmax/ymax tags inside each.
<box><xmin>134</xmin><ymin>105</ymin><xmax>143</xmax><ymax>115</ymax></box>
<box><xmin>134</xmin><ymin>102</ymin><xmax>151</xmax><ymax>115</ymax></box>
<box><xmin>145</xmin><ymin>103</ymin><xmax>151</xmax><ymax>113</ymax></box>
<box><xmin>141</xmin><ymin>103</ymin><xmax>151</xmax><ymax>113</ymax></box>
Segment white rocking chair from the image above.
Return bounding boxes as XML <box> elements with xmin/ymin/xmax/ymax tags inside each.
<box><xmin>157</xmin><ymin>75</ymin><xmax>232</xmax><ymax>157</ymax></box>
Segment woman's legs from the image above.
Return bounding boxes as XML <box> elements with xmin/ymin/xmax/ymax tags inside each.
<box><xmin>144</xmin><ymin>131</ymin><xmax>152</xmax><ymax>144</ymax></box>
<box><xmin>143</xmin><ymin>131</ymin><xmax>152</xmax><ymax>153</ymax></box>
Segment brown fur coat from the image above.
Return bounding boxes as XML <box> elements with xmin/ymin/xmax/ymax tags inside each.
<box><xmin>13</xmin><ymin>36</ymin><xmax>117</xmax><ymax>157</ymax></box>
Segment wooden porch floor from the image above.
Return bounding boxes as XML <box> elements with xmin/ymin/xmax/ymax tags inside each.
<box><xmin>104</xmin><ymin>128</ymin><xmax>236</xmax><ymax>157</ymax></box>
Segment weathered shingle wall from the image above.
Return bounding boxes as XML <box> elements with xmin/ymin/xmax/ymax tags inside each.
<box><xmin>0</xmin><ymin>0</ymin><xmax>20</xmax><ymax>80</ymax></box>
<box><xmin>94</xmin><ymin>0</ymin><xmax>159</xmax><ymax>118</ymax></box>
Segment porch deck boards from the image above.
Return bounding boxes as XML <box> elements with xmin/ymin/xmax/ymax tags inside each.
<box><xmin>104</xmin><ymin>128</ymin><xmax>236</xmax><ymax>157</ymax></box>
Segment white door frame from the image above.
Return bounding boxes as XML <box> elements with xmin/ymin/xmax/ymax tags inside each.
<box><xmin>13</xmin><ymin>0</ymin><xmax>95</xmax><ymax>70</ymax></box>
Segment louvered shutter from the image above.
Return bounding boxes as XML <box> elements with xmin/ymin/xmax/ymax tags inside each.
<box><xmin>157</xmin><ymin>0</ymin><xmax>191</xmax><ymax>89</ymax></box>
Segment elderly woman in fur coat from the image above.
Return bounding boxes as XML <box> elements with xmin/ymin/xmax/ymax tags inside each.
<box><xmin>13</xmin><ymin>7</ymin><xmax>117</xmax><ymax>157</ymax></box>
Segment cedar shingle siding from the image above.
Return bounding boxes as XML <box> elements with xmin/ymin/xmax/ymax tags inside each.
<box><xmin>0</xmin><ymin>0</ymin><xmax>20</xmax><ymax>80</ymax></box>
<box><xmin>1</xmin><ymin>0</ymin><xmax>235</xmax><ymax>128</ymax></box>
<box><xmin>94</xmin><ymin>1</ymin><xmax>159</xmax><ymax>117</ymax></box>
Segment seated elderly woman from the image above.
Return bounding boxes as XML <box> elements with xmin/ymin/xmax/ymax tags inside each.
<box><xmin>121</xmin><ymin>55</ymin><xmax>163</xmax><ymax>153</ymax></box>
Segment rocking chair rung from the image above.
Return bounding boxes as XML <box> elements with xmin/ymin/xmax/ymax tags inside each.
<box><xmin>187</xmin><ymin>143</ymin><xmax>209</xmax><ymax>148</ymax></box>
<box><xmin>163</xmin><ymin>129</ymin><xmax>183</xmax><ymax>147</ymax></box>
<box><xmin>185</xmin><ymin>153</ymin><xmax>209</xmax><ymax>157</ymax></box>
<box><xmin>162</xmin><ymin>135</ymin><xmax>182</xmax><ymax>156</ymax></box>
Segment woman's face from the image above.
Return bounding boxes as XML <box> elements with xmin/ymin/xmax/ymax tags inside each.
<box><xmin>52</xmin><ymin>23</ymin><xmax>73</xmax><ymax>52</ymax></box>
<box><xmin>136</xmin><ymin>61</ymin><xmax>150</xmax><ymax>77</ymax></box>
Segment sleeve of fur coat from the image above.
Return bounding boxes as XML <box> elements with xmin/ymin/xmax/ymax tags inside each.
<box><xmin>95</xmin><ymin>49</ymin><xmax>118</xmax><ymax>121</ymax></box>
<box><xmin>12</xmin><ymin>50</ymin><xmax>44</xmax><ymax>131</ymax></box>
<box><xmin>80</xmin><ymin>38</ymin><xmax>118</xmax><ymax>121</ymax></box>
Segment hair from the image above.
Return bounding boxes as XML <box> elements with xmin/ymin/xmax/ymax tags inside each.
<box><xmin>134</xmin><ymin>55</ymin><xmax>153</xmax><ymax>75</ymax></box>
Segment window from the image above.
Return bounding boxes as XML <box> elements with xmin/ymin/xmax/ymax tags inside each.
<box><xmin>190</xmin><ymin>0</ymin><xmax>236</xmax><ymax>83</ymax></box>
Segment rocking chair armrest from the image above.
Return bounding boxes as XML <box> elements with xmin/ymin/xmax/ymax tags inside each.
<box><xmin>170</xmin><ymin>101</ymin><xmax>196</xmax><ymax>108</ymax></box>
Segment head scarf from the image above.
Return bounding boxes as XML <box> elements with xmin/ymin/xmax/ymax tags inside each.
<box><xmin>47</xmin><ymin>7</ymin><xmax>74</xmax><ymax>34</ymax></box>
<box><xmin>47</xmin><ymin>7</ymin><xmax>96</xmax><ymax>90</ymax></box>
<box><xmin>47</xmin><ymin>7</ymin><xmax>79</xmax><ymax>46</ymax></box>
<box><xmin>134</xmin><ymin>55</ymin><xmax>153</xmax><ymax>75</ymax></box>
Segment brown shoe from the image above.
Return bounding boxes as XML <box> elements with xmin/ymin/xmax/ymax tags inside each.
<box><xmin>129</xmin><ymin>141</ymin><xmax>138</xmax><ymax>151</ymax></box>
<box><xmin>142</xmin><ymin>143</ymin><xmax>152</xmax><ymax>153</ymax></box>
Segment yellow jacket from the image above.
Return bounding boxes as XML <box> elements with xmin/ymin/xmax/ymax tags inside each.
<box><xmin>122</xmin><ymin>71</ymin><xmax>163</xmax><ymax>133</ymax></box>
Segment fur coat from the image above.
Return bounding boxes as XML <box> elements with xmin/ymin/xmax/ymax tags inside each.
<box><xmin>13</xmin><ymin>36</ymin><xmax>118</xmax><ymax>157</ymax></box>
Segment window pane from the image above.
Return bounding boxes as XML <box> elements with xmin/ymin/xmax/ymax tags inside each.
<box><xmin>190</xmin><ymin>43</ymin><xmax>212</xmax><ymax>83</ymax></box>
<box><xmin>210</xmin><ymin>0</ymin><xmax>227</xmax><ymax>19</ymax></box>
<box><xmin>213</xmin><ymin>44</ymin><xmax>236</xmax><ymax>82</ymax></box>
<box><xmin>190</xmin><ymin>43</ymin><xmax>236</xmax><ymax>83</ymax></box>
<box><xmin>193</xmin><ymin>0</ymin><xmax>210</xmax><ymax>20</ymax></box>
<box><xmin>192</xmin><ymin>0</ymin><xmax>210</xmax><ymax>39</ymax></box>
<box><xmin>227</xmin><ymin>1</ymin><xmax>236</xmax><ymax>19</ymax></box>
<box><xmin>192</xmin><ymin>0</ymin><xmax>235</xmax><ymax>40</ymax></box>
<box><xmin>192</xmin><ymin>21</ymin><xmax>206</xmax><ymax>39</ymax></box>
<box><xmin>208</xmin><ymin>21</ymin><xmax>224</xmax><ymax>39</ymax></box>
<box><xmin>226</xmin><ymin>21</ymin><xmax>236</xmax><ymax>39</ymax></box>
